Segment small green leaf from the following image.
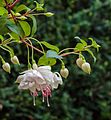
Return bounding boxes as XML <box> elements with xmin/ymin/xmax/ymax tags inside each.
<box><xmin>80</xmin><ymin>39</ymin><xmax>87</xmax><ymax>46</ymax></box>
<box><xmin>16</xmin><ymin>4</ymin><xmax>30</xmax><ymax>13</ymax></box>
<box><xmin>38</xmin><ymin>55</ymin><xmax>56</xmax><ymax>66</ymax></box>
<box><xmin>29</xmin><ymin>15</ymin><xmax>37</xmax><ymax>37</ymax></box>
<box><xmin>34</xmin><ymin>1</ymin><xmax>44</xmax><ymax>11</ymax></box>
<box><xmin>19</xmin><ymin>21</ymin><xmax>31</xmax><ymax>36</ymax></box>
<box><xmin>75</xmin><ymin>36</ymin><xmax>87</xmax><ymax>46</ymax></box>
<box><xmin>0</xmin><ymin>35</ymin><xmax>4</xmax><ymax>41</ymax></box>
<box><xmin>41</xmin><ymin>41</ymin><xmax>59</xmax><ymax>52</ymax></box>
<box><xmin>89</xmin><ymin>38</ymin><xmax>100</xmax><ymax>51</ymax></box>
<box><xmin>46</xmin><ymin>50</ymin><xmax>62</xmax><ymax>59</ymax></box>
<box><xmin>75</xmin><ymin>43</ymin><xmax>85</xmax><ymax>51</ymax></box>
<box><xmin>0</xmin><ymin>7</ymin><xmax>8</xmax><ymax>15</ymax></box>
<box><xmin>86</xmin><ymin>49</ymin><xmax>96</xmax><ymax>62</ymax></box>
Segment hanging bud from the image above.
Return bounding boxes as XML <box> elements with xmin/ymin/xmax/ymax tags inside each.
<box><xmin>2</xmin><ymin>63</ymin><xmax>11</xmax><ymax>73</ymax></box>
<box><xmin>32</xmin><ymin>63</ymin><xmax>38</xmax><ymax>69</ymax></box>
<box><xmin>82</xmin><ymin>62</ymin><xmax>91</xmax><ymax>74</ymax></box>
<box><xmin>76</xmin><ymin>58</ymin><xmax>84</xmax><ymax>68</ymax></box>
<box><xmin>60</xmin><ymin>68</ymin><xmax>69</xmax><ymax>78</ymax></box>
<box><xmin>11</xmin><ymin>56</ymin><xmax>20</xmax><ymax>65</ymax></box>
<box><xmin>44</xmin><ymin>12</ymin><xmax>54</xmax><ymax>17</ymax></box>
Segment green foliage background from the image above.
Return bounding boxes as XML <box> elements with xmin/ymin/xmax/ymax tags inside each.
<box><xmin>0</xmin><ymin>0</ymin><xmax>111</xmax><ymax>120</ymax></box>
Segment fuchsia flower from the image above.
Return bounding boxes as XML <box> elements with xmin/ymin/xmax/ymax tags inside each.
<box><xmin>16</xmin><ymin>66</ymin><xmax>63</xmax><ymax>107</ymax></box>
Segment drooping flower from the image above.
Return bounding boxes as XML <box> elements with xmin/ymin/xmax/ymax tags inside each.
<box><xmin>11</xmin><ymin>56</ymin><xmax>20</xmax><ymax>65</ymax></box>
<box><xmin>2</xmin><ymin>62</ymin><xmax>11</xmax><ymax>73</ymax></box>
<box><xmin>60</xmin><ymin>68</ymin><xmax>69</xmax><ymax>78</ymax></box>
<box><xmin>16</xmin><ymin>66</ymin><xmax>63</xmax><ymax>107</ymax></box>
<box><xmin>76</xmin><ymin>58</ymin><xmax>84</xmax><ymax>68</ymax></box>
<box><xmin>82</xmin><ymin>62</ymin><xmax>91</xmax><ymax>74</ymax></box>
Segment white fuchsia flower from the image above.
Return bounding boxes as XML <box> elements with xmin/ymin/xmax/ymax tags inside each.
<box><xmin>16</xmin><ymin>66</ymin><xmax>63</xmax><ymax>107</ymax></box>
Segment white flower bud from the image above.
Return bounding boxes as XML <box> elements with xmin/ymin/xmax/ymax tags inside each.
<box><xmin>11</xmin><ymin>56</ymin><xmax>20</xmax><ymax>64</ymax></box>
<box><xmin>82</xmin><ymin>62</ymin><xmax>91</xmax><ymax>74</ymax></box>
<box><xmin>2</xmin><ymin>63</ymin><xmax>11</xmax><ymax>73</ymax></box>
<box><xmin>60</xmin><ymin>68</ymin><xmax>69</xmax><ymax>78</ymax></box>
<box><xmin>76</xmin><ymin>58</ymin><xmax>84</xmax><ymax>68</ymax></box>
<box><xmin>32</xmin><ymin>63</ymin><xmax>38</xmax><ymax>69</ymax></box>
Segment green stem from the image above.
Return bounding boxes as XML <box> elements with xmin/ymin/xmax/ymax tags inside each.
<box><xmin>31</xmin><ymin>13</ymin><xmax>45</xmax><ymax>16</ymax></box>
<box><xmin>0</xmin><ymin>55</ymin><xmax>5</xmax><ymax>64</ymax></box>
<box><xmin>59</xmin><ymin>59</ymin><xmax>65</xmax><ymax>68</ymax></box>
<box><xmin>3</xmin><ymin>45</ymin><xmax>14</xmax><ymax>57</ymax></box>
<box><xmin>28</xmin><ymin>37</ymin><xmax>45</xmax><ymax>54</ymax></box>
<box><xmin>26</xmin><ymin>38</ymin><xmax>35</xmax><ymax>64</ymax></box>
<box><xmin>0</xmin><ymin>46</ymin><xmax>13</xmax><ymax>57</ymax></box>
<box><xmin>58</xmin><ymin>48</ymin><xmax>75</xmax><ymax>54</ymax></box>
<box><xmin>60</xmin><ymin>52</ymin><xmax>79</xmax><ymax>57</ymax></box>
<box><xmin>27</xmin><ymin>45</ymin><xmax>31</xmax><ymax>69</ymax></box>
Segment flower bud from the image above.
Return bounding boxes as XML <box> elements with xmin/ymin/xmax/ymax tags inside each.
<box><xmin>15</xmin><ymin>13</ymin><xmax>21</xmax><ymax>17</ymax></box>
<box><xmin>11</xmin><ymin>56</ymin><xmax>20</xmax><ymax>64</ymax></box>
<box><xmin>82</xmin><ymin>62</ymin><xmax>91</xmax><ymax>74</ymax></box>
<box><xmin>32</xmin><ymin>63</ymin><xmax>38</xmax><ymax>69</ymax></box>
<box><xmin>60</xmin><ymin>68</ymin><xmax>69</xmax><ymax>78</ymax></box>
<box><xmin>44</xmin><ymin>12</ymin><xmax>54</xmax><ymax>17</ymax></box>
<box><xmin>17</xmin><ymin>16</ymin><xmax>27</xmax><ymax>20</ymax></box>
<box><xmin>76</xmin><ymin>58</ymin><xmax>84</xmax><ymax>68</ymax></box>
<box><xmin>2</xmin><ymin>63</ymin><xmax>11</xmax><ymax>73</ymax></box>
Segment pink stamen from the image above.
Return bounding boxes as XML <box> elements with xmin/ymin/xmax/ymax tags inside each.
<box><xmin>33</xmin><ymin>91</ymin><xmax>38</xmax><ymax>96</ymax></box>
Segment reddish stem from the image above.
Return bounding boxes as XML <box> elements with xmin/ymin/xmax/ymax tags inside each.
<box><xmin>21</xmin><ymin>38</ymin><xmax>44</xmax><ymax>54</ymax></box>
<box><xmin>9</xmin><ymin>0</ymin><xmax>20</xmax><ymax>9</ymax></box>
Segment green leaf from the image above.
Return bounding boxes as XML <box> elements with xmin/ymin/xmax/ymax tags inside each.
<box><xmin>75</xmin><ymin>36</ymin><xmax>87</xmax><ymax>46</ymax></box>
<box><xmin>41</xmin><ymin>41</ymin><xmax>59</xmax><ymax>52</ymax></box>
<box><xmin>34</xmin><ymin>1</ymin><xmax>44</xmax><ymax>11</ymax></box>
<box><xmin>80</xmin><ymin>39</ymin><xmax>87</xmax><ymax>46</ymax></box>
<box><xmin>86</xmin><ymin>49</ymin><xmax>96</xmax><ymax>62</ymax></box>
<box><xmin>0</xmin><ymin>0</ymin><xmax>5</xmax><ymax>7</ymax></box>
<box><xmin>89</xmin><ymin>38</ymin><xmax>100</xmax><ymax>51</ymax></box>
<box><xmin>0</xmin><ymin>16</ymin><xmax>9</xmax><ymax>35</ymax></box>
<box><xmin>29</xmin><ymin>15</ymin><xmax>37</xmax><ymax>37</ymax></box>
<box><xmin>38</xmin><ymin>55</ymin><xmax>56</xmax><ymax>66</ymax></box>
<box><xmin>0</xmin><ymin>7</ymin><xmax>8</xmax><ymax>15</ymax></box>
<box><xmin>75</xmin><ymin>43</ymin><xmax>85</xmax><ymax>51</ymax></box>
<box><xmin>7</xmin><ymin>21</ymin><xmax>21</xmax><ymax>36</ymax></box>
<box><xmin>46</xmin><ymin>50</ymin><xmax>62</xmax><ymax>59</ymax></box>
<box><xmin>0</xmin><ymin>35</ymin><xmax>4</xmax><ymax>41</ymax></box>
<box><xmin>19</xmin><ymin>21</ymin><xmax>31</xmax><ymax>36</ymax></box>
<box><xmin>10</xmin><ymin>32</ymin><xmax>20</xmax><ymax>42</ymax></box>
<box><xmin>16</xmin><ymin>4</ymin><xmax>30</xmax><ymax>13</ymax></box>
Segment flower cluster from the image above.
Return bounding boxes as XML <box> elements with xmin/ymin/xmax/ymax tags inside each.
<box><xmin>16</xmin><ymin>65</ymin><xmax>63</xmax><ymax>107</ymax></box>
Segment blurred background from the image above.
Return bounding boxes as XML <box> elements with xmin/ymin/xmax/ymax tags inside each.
<box><xmin>0</xmin><ymin>0</ymin><xmax>111</xmax><ymax>120</ymax></box>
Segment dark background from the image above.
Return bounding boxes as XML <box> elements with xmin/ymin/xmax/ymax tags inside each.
<box><xmin>0</xmin><ymin>0</ymin><xmax>111</xmax><ymax>120</ymax></box>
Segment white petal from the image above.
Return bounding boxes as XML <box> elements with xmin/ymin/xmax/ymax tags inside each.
<box><xmin>38</xmin><ymin>69</ymin><xmax>54</xmax><ymax>83</ymax></box>
<box><xmin>18</xmin><ymin>81</ymin><xmax>29</xmax><ymax>89</ymax></box>
<box><xmin>29</xmin><ymin>82</ymin><xmax>35</xmax><ymax>88</ymax></box>
<box><xmin>16</xmin><ymin>75</ymin><xmax>24</xmax><ymax>83</ymax></box>
<box><xmin>37</xmin><ymin>66</ymin><xmax>51</xmax><ymax>71</ymax></box>
<box><xmin>20</xmin><ymin>69</ymin><xmax>33</xmax><ymax>74</ymax></box>
<box><xmin>51</xmin><ymin>82</ymin><xmax>59</xmax><ymax>89</ymax></box>
<box><xmin>29</xmin><ymin>85</ymin><xmax>36</xmax><ymax>92</ymax></box>
<box><xmin>54</xmin><ymin>72</ymin><xmax>63</xmax><ymax>85</ymax></box>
